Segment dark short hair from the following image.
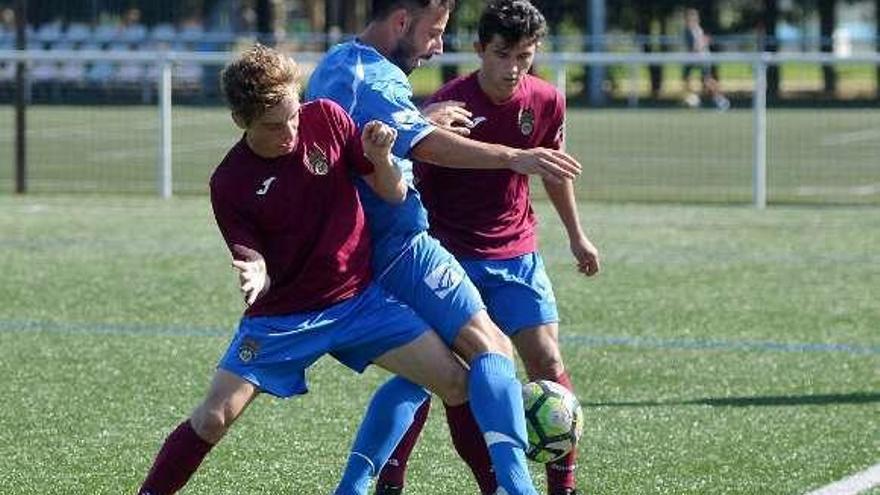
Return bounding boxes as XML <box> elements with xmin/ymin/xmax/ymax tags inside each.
<box><xmin>478</xmin><ymin>0</ymin><xmax>547</xmax><ymax>46</ymax></box>
<box><xmin>370</xmin><ymin>0</ymin><xmax>456</xmax><ymax>21</ymax></box>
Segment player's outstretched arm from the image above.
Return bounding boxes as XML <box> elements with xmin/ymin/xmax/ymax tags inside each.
<box><xmin>542</xmin><ymin>178</ymin><xmax>600</xmax><ymax>276</ymax></box>
<box><xmin>361</xmin><ymin>120</ymin><xmax>406</xmax><ymax>204</ymax></box>
<box><xmin>412</xmin><ymin>127</ymin><xmax>581</xmax><ymax>183</ymax></box>
<box><xmin>231</xmin><ymin>244</ymin><xmax>271</xmax><ymax>305</ymax></box>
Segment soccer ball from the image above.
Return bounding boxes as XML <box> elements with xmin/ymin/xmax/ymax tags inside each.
<box><xmin>522</xmin><ymin>380</ymin><xmax>584</xmax><ymax>463</ymax></box>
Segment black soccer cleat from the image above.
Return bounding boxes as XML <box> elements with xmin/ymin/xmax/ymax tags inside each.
<box><xmin>550</xmin><ymin>489</ymin><xmax>579</xmax><ymax>495</ymax></box>
<box><xmin>374</xmin><ymin>482</ymin><xmax>404</xmax><ymax>495</ymax></box>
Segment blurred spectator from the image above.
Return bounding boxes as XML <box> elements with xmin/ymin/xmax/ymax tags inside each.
<box><xmin>179</xmin><ymin>14</ymin><xmax>205</xmax><ymax>47</ymax></box>
<box><xmin>0</xmin><ymin>7</ymin><xmax>17</xmax><ymax>84</ymax></box>
<box><xmin>232</xmin><ymin>0</ymin><xmax>258</xmax><ymax>34</ymax></box>
<box><xmin>35</xmin><ymin>16</ymin><xmax>64</xmax><ymax>46</ymax></box>
<box><xmin>1</xmin><ymin>7</ymin><xmax>15</xmax><ymax>35</ymax></box>
<box><xmin>682</xmin><ymin>8</ymin><xmax>730</xmax><ymax>110</ymax></box>
<box><xmin>64</xmin><ymin>22</ymin><xmax>92</xmax><ymax>45</ymax></box>
<box><xmin>118</xmin><ymin>7</ymin><xmax>147</xmax><ymax>45</ymax></box>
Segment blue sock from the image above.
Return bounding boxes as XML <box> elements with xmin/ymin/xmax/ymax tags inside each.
<box><xmin>335</xmin><ymin>453</ymin><xmax>374</xmax><ymax>495</ymax></box>
<box><xmin>468</xmin><ymin>352</ymin><xmax>537</xmax><ymax>495</ymax></box>
<box><xmin>335</xmin><ymin>376</ymin><xmax>430</xmax><ymax>495</ymax></box>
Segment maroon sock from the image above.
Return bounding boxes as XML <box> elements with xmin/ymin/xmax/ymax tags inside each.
<box><xmin>546</xmin><ymin>371</ymin><xmax>578</xmax><ymax>492</ymax></box>
<box><xmin>377</xmin><ymin>397</ymin><xmax>431</xmax><ymax>487</ymax></box>
<box><xmin>445</xmin><ymin>402</ymin><xmax>497</xmax><ymax>495</ymax></box>
<box><xmin>138</xmin><ymin>420</ymin><xmax>214</xmax><ymax>495</ymax></box>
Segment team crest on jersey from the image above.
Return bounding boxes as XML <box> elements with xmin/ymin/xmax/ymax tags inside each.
<box><xmin>518</xmin><ymin>108</ymin><xmax>535</xmax><ymax>136</ymax></box>
<box><xmin>237</xmin><ymin>338</ymin><xmax>260</xmax><ymax>363</ymax></box>
<box><xmin>305</xmin><ymin>146</ymin><xmax>329</xmax><ymax>175</ymax></box>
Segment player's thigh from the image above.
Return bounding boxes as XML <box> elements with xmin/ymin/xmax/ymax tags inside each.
<box><xmin>373</xmin><ymin>330</ymin><xmax>469</xmax><ymax>406</ymax></box>
<box><xmin>511</xmin><ymin>323</ymin><xmax>565</xmax><ymax>380</ymax></box>
<box><xmin>191</xmin><ymin>368</ymin><xmax>259</xmax><ymax>442</ymax></box>
<box><xmin>378</xmin><ymin>233</ymin><xmax>485</xmax><ymax>345</ymax></box>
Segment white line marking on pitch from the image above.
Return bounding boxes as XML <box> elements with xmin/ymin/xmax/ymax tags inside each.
<box><xmin>797</xmin><ymin>183</ymin><xmax>880</xmax><ymax>196</ymax></box>
<box><xmin>821</xmin><ymin>128</ymin><xmax>880</xmax><ymax>146</ymax></box>
<box><xmin>804</xmin><ymin>462</ymin><xmax>880</xmax><ymax>495</ymax></box>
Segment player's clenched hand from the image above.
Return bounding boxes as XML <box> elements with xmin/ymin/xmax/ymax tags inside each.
<box><xmin>362</xmin><ymin>120</ymin><xmax>398</xmax><ymax>161</ymax></box>
<box><xmin>570</xmin><ymin>235</ymin><xmax>600</xmax><ymax>276</ymax></box>
<box><xmin>231</xmin><ymin>244</ymin><xmax>269</xmax><ymax>306</ymax></box>
<box><xmin>509</xmin><ymin>148</ymin><xmax>582</xmax><ymax>183</ymax></box>
<box><xmin>361</xmin><ymin>121</ymin><xmax>406</xmax><ymax>203</ymax></box>
<box><xmin>422</xmin><ymin>100</ymin><xmax>474</xmax><ymax>136</ymax></box>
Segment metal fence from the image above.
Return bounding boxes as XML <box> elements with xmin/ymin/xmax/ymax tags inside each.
<box><xmin>1</xmin><ymin>49</ymin><xmax>879</xmax><ymax>206</ymax></box>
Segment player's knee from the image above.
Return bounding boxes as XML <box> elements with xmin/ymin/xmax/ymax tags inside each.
<box><xmin>454</xmin><ymin>311</ymin><xmax>513</xmax><ymax>362</ymax></box>
<box><xmin>524</xmin><ymin>352</ymin><xmax>565</xmax><ymax>381</ymax></box>
<box><xmin>436</xmin><ymin>366</ymin><xmax>469</xmax><ymax>406</ymax></box>
<box><xmin>190</xmin><ymin>403</ymin><xmax>232</xmax><ymax>443</ymax></box>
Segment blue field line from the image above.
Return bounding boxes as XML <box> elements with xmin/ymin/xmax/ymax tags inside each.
<box><xmin>560</xmin><ymin>334</ymin><xmax>880</xmax><ymax>356</ymax></box>
<box><xmin>1</xmin><ymin>318</ymin><xmax>878</xmax><ymax>356</ymax></box>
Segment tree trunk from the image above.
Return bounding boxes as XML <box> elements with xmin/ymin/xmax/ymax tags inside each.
<box><xmin>256</xmin><ymin>0</ymin><xmax>274</xmax><ymax>45</ymax></box>
<box><xmin>698</xmin><ymin>0</ymin><xmax>721</xmax><ymax>81</ymax></box>
<box><xmin>655</xmin><ymin>16</ymin><xmax>667</xmax><ymax>98</ymax></box>
<box><xmin>696</xmin><ymin>0</ymin><xmax>721</xmax><ymax>39</ymax></box>
<box><xmin>533</xmin><ymin>0</ymin><xmax>564</xmax><ymax>51</ymax></box>
<box><xmin>764</xmin><ymin>0</ymin><xmax>780</xmax><ymax>99</ymax></box>
<box><xmin>636</xmin><ymin>7</ymin><xmax>660</xmax><ymax>98</ymax></box>
<box><xmin>441</xmin><ymin>14</ymin><xmax>458</xmax><ymax>84</ymax></box>
<box><xmin>818</xmin><ymin>0</ymin><xmax>837</xmax><ymax>95</ymax></box>
<box><xmin>300</xmin><ymin>0</ymin><xmax>325</xmax><ymax>37</ymax></box>
<box><xmin>324</xmin><ymin>0</ymin><xmax>344</xmax><ymax>49</ymax></box>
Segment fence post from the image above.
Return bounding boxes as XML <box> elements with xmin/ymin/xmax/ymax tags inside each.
<box><xmin>628</xmin><ymin>62</ymin><xmax>639</xmax><ymax>108</ymax></box>
<box><xmin>14</xmin><ymin>0</ymin><xmax>27</xmax><ymax>194</ymax></box>
<box><xmin>752</xmin><ymin>54</ymin><xmax>768</xmax><ymax>209</ymax></box>
<box><xmin>157</xmin><ymin>57</ymin><xmax>173</xmax><ymax>199</ymax></box>
<box><xmin>553</xmin><ymin>57</ymin><xmax>567</xmax><ymax>96</ymax></box>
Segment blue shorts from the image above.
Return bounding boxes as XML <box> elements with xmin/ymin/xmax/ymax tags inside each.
<box><xmin>459</xmin><ymin>252</ymin><xmax>558</xmax><ymax>336</ymax></box>
<box><xmin>218</xmin><ymin>283</ymin><xmax>429</xmax><ymax>398</ymax></box>
<box><xmin>377</xmin><ymin>232</ymin><xmax>485</xmax><ymax>345</ymax></box>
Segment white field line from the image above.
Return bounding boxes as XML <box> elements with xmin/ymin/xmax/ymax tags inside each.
<box><xmin>0</xmin><ymin>114</ymin><xmax>222</xmax><ymax>143</ymax></box>
<box><xmin>804</xmin><ymin>462</ymin><xmax>880</xmax><ymax>495</ymax></box>
<box><xmin>797</xmin><ymin>183</ymin><xmax>880</xmax><ymax>197</ymax></box>
<box><xmin>89</xmin><ymin>138</ymin><xmax>232</xmax><ymax>163</ymax></box>
<box><xmin>821</xmin><ymin>128</ymin><xmax>880</xmax><ymax>146</ymax></box>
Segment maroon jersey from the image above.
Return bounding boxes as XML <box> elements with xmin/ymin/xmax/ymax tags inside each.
<box><xmin>415</xmin><ymin>72</ymin><xmax>565</xmax><ymax>259</ymax></box>
<box><xmin>210</xmin><ymin>99</ymin><xmax>375</xmax><ymax>317</ymax></box>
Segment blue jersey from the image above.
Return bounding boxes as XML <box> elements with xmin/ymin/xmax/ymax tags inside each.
<box><xmin>306</xmin><ymin>40</ymin><xmax>435</xmax><ymax>271</ymax></box>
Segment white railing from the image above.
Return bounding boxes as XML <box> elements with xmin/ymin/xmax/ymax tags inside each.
<box><xmin>2</xmin><ymin>49</ymin><xmax>879</xmax><ymax>205</ymax></box>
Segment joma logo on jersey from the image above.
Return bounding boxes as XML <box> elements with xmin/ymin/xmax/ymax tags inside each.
<box><xmin>424</xmin><ymin>261</ymin><xmax>464</xmax><ymax>299</ymax></box>
<box><xmin>256</xmin><ymin>177</ymin><xmax>277</xmax><ymax>195</ymax></box>
<box><xmin>468</xmin><ymin>116</ymin><xmax>487</xmax><ymax>129</ymax></box>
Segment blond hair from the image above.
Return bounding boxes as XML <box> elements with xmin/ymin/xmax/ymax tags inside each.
<box><xmin>221</xmin><ymin>44</ymin><xmax>300</xmax><ymax>126</ymax></box>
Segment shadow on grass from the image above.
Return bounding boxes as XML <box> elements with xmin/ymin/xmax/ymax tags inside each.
<box><xmin>586</xmin><ymin>391</ymin><xmax>880</xmax><ymax>408</ymax></box>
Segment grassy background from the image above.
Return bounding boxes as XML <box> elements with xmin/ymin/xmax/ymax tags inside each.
<box><xmin>1</xmin><ymin>105</ymin><xmax>879</xmax><ymax>205</ymax></box>
<box><xmin>0</xmin><ymin>195</ymin><xmax>877</xmax><ymax>494</ymax></box>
